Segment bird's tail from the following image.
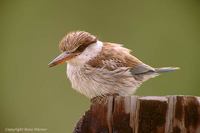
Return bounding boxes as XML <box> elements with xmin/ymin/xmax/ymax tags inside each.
<box><xmin>155</xmin><ymin>67</ymin><xmax>180</xmax><ymax>73</ymax></box>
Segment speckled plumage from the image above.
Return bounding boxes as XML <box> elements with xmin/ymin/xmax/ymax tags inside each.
<box><xmin>49</xmin><ymin>31</ymin><xmax>179</xmax><ymax>99</ymax></box>
<box><xmin>66</xmin><ymin>41</ymin><xmax>155</xmax><ymax>98</ymax></box>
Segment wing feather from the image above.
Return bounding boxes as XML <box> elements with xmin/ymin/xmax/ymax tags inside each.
<box><xmin>87</xmin><ymin>42</ymin><xmax>143</xmax><ymax>70</ymax></box>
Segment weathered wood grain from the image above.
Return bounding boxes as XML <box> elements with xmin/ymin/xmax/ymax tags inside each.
<box><xmin>73</xmin><ymin>96</ymin><xmax>200</xmax><ymax>133</ymax></box>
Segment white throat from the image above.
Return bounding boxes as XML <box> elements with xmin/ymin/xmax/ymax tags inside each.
<box><xmin>68</xmin><ymin>40</ymin><xmax>103</xmax><ymax>65</ymax></box>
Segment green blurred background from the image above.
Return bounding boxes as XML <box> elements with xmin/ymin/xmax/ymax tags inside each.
<box><xmin>0</xmin><ymin>0</ymin><xmax>199</xmax><ymax>132</ymax></box>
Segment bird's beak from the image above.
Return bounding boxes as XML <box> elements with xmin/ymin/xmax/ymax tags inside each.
<box><xmin>48</xmin><ymin>51</ymin><xmax>79</xmax><ymax>67</ymax></box>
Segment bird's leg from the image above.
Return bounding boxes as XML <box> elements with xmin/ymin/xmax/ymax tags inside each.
<box><xmin>91</xmin><ymin>93</ymin><xmax>119</xmax><ymax>104</ymax></box>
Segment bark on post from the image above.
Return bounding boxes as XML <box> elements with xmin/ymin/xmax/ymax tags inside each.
<box><xmin>73</xmin><ymin>96</ymin><xmax>200</xmax><ymax>133</ymax></box>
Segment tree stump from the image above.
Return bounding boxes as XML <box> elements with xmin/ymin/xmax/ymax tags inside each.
<box><xmin>73</xmin><ymin>96</ymin><xmax>200</xmax><ymax>133</ymax></box>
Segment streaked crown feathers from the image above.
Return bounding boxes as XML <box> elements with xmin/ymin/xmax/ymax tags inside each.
<box><xmin>59</xmin><ymin>31</ymin><xmax>97</xmax><ymax>52</ymax></box>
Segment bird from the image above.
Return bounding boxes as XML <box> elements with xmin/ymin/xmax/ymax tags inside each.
<box><xmin>48</xmin><ymin>31</ymin><xmax>179</xmax><ymax>100</ymax></box>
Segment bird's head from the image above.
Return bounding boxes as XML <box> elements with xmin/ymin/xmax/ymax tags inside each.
<box><xmin>48</xmin><ymin>31</ymin><xmax>98</xmax><ymax>67</ymax></box>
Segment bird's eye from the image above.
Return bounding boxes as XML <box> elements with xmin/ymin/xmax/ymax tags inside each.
<box><xmin>75</xmin><ymin>44</ymin><xmax>90</xmax><ymax>53</ymax></box>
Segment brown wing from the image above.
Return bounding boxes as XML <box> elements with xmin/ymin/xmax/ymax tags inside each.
<box><xmin>87</xmin><ymin>42</ymin><xmax>143</xmax><ymax>71</ymax></box>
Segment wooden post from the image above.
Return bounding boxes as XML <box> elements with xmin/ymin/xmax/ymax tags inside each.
<box><xmin>73</xmin><ymin>96</ymin><xmax>200</xmax><ymax>133</ymax></box>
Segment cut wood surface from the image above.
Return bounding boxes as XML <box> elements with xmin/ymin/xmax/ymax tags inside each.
<box><xmin>73</xmin><ymin>96</ymin><xmax>200</xmax><ymax>133</ymax></box>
